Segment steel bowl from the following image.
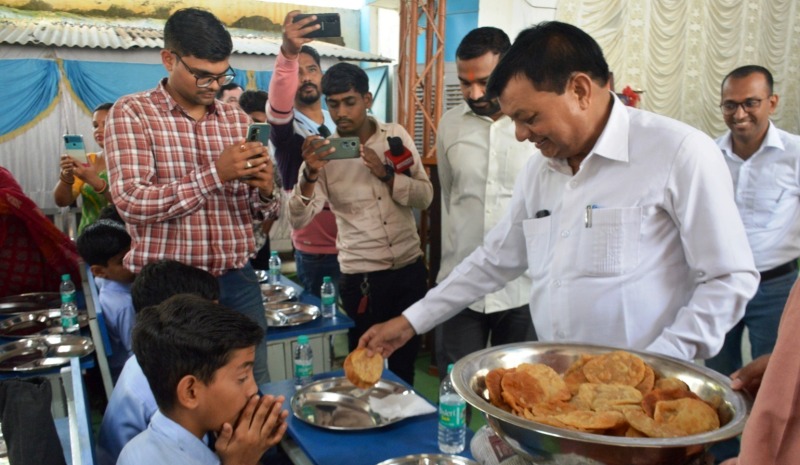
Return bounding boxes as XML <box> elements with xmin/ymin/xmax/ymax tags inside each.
<box><xmin>451</xmin><ymin>342</ymin><xmax>750</xmax><ymax>465</ymax></box>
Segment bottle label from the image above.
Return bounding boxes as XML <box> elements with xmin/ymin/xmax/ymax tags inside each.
<box><xmin>439</xmin><ymin>402</ymin><xmax>465</xmax><ymax>428</ymax></box>
<box><xmin>294</xmin><ymin>360</ymin><xmax>313</xmax><ymax>378</ymax></box>
<box><xmin>321</xmin><ymin>295</ymin><xmax>335</xmax><ymax>306</ymax></box>
<box><xmin>61</xmin><ymin>315</ymin><xmax>78</xmax><ymax>330</ymax></box>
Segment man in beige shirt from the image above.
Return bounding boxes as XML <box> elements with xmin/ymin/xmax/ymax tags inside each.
<box><xmin>289</xmin><ymin>62</ymin><xmax>433</xmax><ymax>384</ymax></box>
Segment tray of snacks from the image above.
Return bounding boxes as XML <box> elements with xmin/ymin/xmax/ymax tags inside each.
<box><xmin>260</xmin><ymin>283</ymin><xmax>297</xmax><ymax>303</ymax></box>
<box><xmin>0</xmin><ymin>334</ymin><xmax>94</xmax><ymax>372</ymax></box>
<box><xmin>264</xmin><ymin>302</ymin><xmax>319</xmax><ymax>327</ymax></box>
<box><xmin>451</xmin><ymin>342</ymin><xmax>750</xmax><ymax>465</ymax></box>
<box><xmin>376</xmin><ymin>454</ymin><xmax>479</xmax><ymax>465</ymax></box>
<box><xmin>0</xmin><ymin>310</ymin><xmax>89</xmax><ymax>338</ymax></box>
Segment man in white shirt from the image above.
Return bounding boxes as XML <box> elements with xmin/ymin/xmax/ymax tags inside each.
<box><xmin>359</xmin><ymin>21</ymin><xmax>759</xmax><ymax>363</ymax></box>
<box><xmin>434</xmin><ymin>27</ymin><xmax>537</xmax><ymax>378</ymax></box>
<box><xmin>706</xmin><ymin>66</ymin><xmax>800</xmax><ymax>375</ymax></box>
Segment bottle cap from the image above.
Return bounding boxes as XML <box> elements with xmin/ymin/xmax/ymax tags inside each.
<box><xmin>271</xmin><ymin>250</ymin><xmax>278</xmax><ymax>256</ymax></box>
<box><xmin>61</xmin><ymin>273</ymin><xmax>71</xmax><ymax>281</ymax></box>
<box><xmin>447</xmin><ymin>363</ymin><xmax>455</xmax><ymax>374</ymax></box>
<box><xmin>298</xmin><ymin>335</ymin><xmax>309</xmax><ymax>345</ymax></box>
<box><xmin>323</xmin><ymin>276</ymin><xmax>331</xmax><ymax>283</ymax></box>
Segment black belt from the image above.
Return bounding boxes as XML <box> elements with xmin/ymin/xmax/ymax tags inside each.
<box><xmin>760</xmin><ymin>259</ymin><xmax>799</xmax><ymax>282</ymax></box>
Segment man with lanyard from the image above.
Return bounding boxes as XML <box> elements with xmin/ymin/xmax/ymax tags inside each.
<box><xmin>105</xmin><ymin>8</ymin><xmax>279</xmax><ymax>385</ymax></box>
<box><xmin>267</xmin><ymin>11</ymin><xmax>340</xmax><ymax>297</ymax></box>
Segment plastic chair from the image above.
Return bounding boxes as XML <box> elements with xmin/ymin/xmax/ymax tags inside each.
<box><xmin>80</xmin><ymin>265</ymin><xmax>114</xmax><ymax>399</ymax></box>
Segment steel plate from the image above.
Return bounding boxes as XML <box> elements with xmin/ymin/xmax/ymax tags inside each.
<box><xmin>0</xmin><ymin>292</ymin><xmax>61</xmax><ymax>311</ymax></box>
<box><xmin>0</xmin><ymin>334</ymin><xmax>94</xmax><ymax>372</ymax></box>
<box><xmin>291</xmin><ymin>376</ymin><xmax>412</xmax><ymax>430</ymax></box>
<box><xmin>0</xmin><ymin>311</ymin><xmax>89</xmax><ymax>338</ymax></box>
<box><xmin>376</xmin><ymin>455</ymin><xmax>479</xmax><ymax>465</ymax></box>
<box><xmin>265</xmin><ymin>302</ymin><xmax>320</xmax><ymax>327</ymax></box>
<box><xmin>260</xmin><ymin>283</ymin><xmax>297</xmax><ymax>303</ymax></box>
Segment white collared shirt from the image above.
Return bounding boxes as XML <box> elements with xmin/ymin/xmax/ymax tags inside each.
<box><xmin>117</xmin><ymin>411</ymin><xmax>218</xmax><ymax>465</ymax></box>
<box><xmin>404</xmin><ymin>94</ymin><xmax>758</xmax><ymax>361</ymax></box>
<box><xmin>436</xmin><ymin>102</ymin><xmax>537</xmax><ymax>313</ymax></box>
<box><xmin>716</xmin><ymin>122</ymin><xmax>800</xmax><ymax>271</ymax></box>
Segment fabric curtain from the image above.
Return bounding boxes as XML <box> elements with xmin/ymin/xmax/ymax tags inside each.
<box><xmin>254</xmin><ymin>70</ymin><xmax>273</xmax><ymax>91</ymax></box>
<box><xmin>62</xmin><ymin>60</ymin><xmax>165</xmax><ymax>113</ymax></box>
<box><xmin>556</xmin><ymin>0</ymin><xmax>800</xmax><ymax>138</ymax></box>
<box><xmin>0</xmin><ymin>59</ymin><xmax>60</xmax><ymax>142</ymax></box>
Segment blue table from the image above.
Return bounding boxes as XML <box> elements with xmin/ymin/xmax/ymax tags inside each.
<box><xmin>261</xmin><ymin>370</ymin><xmax>475</xmax><ymax>465</ymax></box>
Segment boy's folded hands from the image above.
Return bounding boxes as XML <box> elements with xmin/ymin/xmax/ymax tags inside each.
<box><xmin>216</xmin><ymin>394</ymin><xmax>289</xmax><ymax>465</ymax></box>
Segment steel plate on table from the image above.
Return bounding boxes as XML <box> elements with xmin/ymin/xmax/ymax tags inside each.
<box><xmin>0</xmin><ymin>334</ymin><xmax>94</xmax><ymax>372</ymax></box>
<box><xmin>0</xmin><ymin>310</ymin><xmax>89</xmax><ymax>338</ymax></box>
<box><xmin>292</xmin><ymin>376</ymin><xmax>412</xmax><ymax>430</ymax></box>
<box><xmin>260</xmin><ymin>283</ymin><xmax>297</xmax><ymax>303</ymax></box>
<box><xmin>255</xmin><ymin>269</ymin><xmax>269</xmax><ymax>283</ymax></box>
<box><xmin>264</xmin><ymin>302</ymin><xmax>319</xmax><ymax>327</ymax></box>
<box><xmin>0</xmin><ymin>292</ymin><xmax>61</xmax><ymax>311</ymax></box>
<box><xmin>376</xmin><ymin>455</ymin><xmax>479</xmax><ymax>465</ymax></box>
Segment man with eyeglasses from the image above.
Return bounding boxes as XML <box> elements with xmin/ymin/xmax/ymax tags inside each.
<box><xmin>708</xmin><ymin>65</ymin><xmax>800</xmax><ymax>436</ymax></box>
<box><xmin>104</xmin><ymin>8</ymin><xmax>280</xmax><ymax>386</ymax></box>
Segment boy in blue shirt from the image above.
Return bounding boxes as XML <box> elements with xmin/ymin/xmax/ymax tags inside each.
<box><xmin>96</xmin><ymin>260</ymin><xmax>221</xmax><ymax>465</ymax></box>
<box><xmin>76</xmin><ymin>219</ymin><xmax>135</xmax><ymax>380</ymax></box>
<box><xmin>117</xmin><ymin>294</ymin><xmax>287</xmax><ymax>465</ymax></box>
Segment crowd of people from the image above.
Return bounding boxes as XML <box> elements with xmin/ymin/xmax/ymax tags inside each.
<box><xmin>1</xmin><ymin>5</ymin><xmax>797</xmax><ymax>465</ymax></box>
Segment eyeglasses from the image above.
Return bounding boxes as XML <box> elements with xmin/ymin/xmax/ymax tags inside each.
<box><xmin>171</xmin><ymin>51</ymin><xmax>235</xmax><ymax>88</ymax></box>
<box><xmin>719</xmin><ymin>98</ymin><xmax>765</xmax><ymax>115</ymax></box>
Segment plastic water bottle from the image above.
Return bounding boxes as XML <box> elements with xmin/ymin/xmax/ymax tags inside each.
<box><xmin>438</xmin><ymin>363</ymin><xmax>466</xmax><ymax>454</ymax></box>
<box><xmin>59</xmin><ymin>273</ymin><xmax>80</xmax><ymax>333</ymax></box>
<box><xmin>293</xmin><ymin>335</ymin><xmax>313</xmax><ymax>388</ymax></box>
<box><xmin>268</xmin><ymin>251</ymin><xmax>281</xmax><ymax>285</ymax></box>
<box><xmin>320</xmin><ymin>276</ymin><xmax>336</xmax><ymax>318</ymax></box>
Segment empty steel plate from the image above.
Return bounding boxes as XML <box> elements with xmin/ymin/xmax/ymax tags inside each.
<box><xmin>0</xmin><ymin>292</ymin><xmax>61</xmax><ymax>311</ymax></box>
<box><xmin>0</xmin><ymin>310</ymin><xmax>89</xmax><ymax>338</ymax></box>
<box><xmin>376</xmin><ymin>455</ymin><xmax>479</xmax><ymax>465</ymax></box>
<box><xmin>0</xmin><ymin>334</ymin><xmax>94</xmax><ymax>372</ymax></box>
<box><xmin>260</xmin><ymin>284</ymin><xmax>297</xmax><ymax>303</ymax></box>
<box><xmin>264</xmin><ymin>302</ymin><xmax>320</xmax><ymax>327</ymax></box>
<box><xmin>292</xmin><ymin>376</ymin><xmax>411</xmax><ymax>431</ymax></box>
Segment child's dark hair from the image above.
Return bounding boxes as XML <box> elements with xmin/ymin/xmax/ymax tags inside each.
<box><xmin>238</xmin><ymin>90</ymin><xmax>268</xmax><ymax>115</ymax></box>
<box><xmin>132</xmin><ymin>294</ymin><xmax>263</xmax><ymax>412</ymax></box>
<box><xmin>131</xmin><ymin>260</ymin><xmax>219</xmax><ymax>312</ymax></box>
<box><xmin>97</xmin><ymin>204</ymin><xmax>123</xmax><ymax>225</ymax></box>
<box><xmin>75</xmin><ymin>219</ymin><xmax>131</xmax><ymax>266</ymax></box>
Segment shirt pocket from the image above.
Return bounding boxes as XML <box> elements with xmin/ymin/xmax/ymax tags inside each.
<box><xmin>522</xmin><ymin>215</ymin><xmax>552</xmax><ymax>279</ymax></box>
<box><xmin>742</xmin><ymin>188</ymin><xmax>784</xmax><ymax>228</ymax></box>
<box><xmin>578</xmin><ymin>206</ymin><xmax>641</xmax><ymax>276</ymax></box>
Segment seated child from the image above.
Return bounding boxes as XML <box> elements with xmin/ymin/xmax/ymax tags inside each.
<box><xmin>117</xmin><ymin>294</ymin><xmax>288</xmax><ymax>465</ymax></box>
<box><xmin>96</xmin><ymin>260</ymin><xmax>220</xmax><ymax>465</ymax></box>
<box><xmin>76</xmin><ymin>219</ymin><xmax>135</xmax><ymax>380</ymax></box>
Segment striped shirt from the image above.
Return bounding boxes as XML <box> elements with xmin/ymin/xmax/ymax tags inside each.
<box><xmin>105</xmin><ymin>79</ymin><xmax>280</xmax><ymax>275</ymax></box>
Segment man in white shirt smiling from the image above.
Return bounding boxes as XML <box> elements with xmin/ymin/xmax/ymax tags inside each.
<box><xmin>434</xmin><ymin>27</ymin><xmax>537</xmax><ymax>379</ymax></box>
<box><xmin>359</xmin><ymin>21</ymin><xmax>759</xmax><ymax>363</ymax></box>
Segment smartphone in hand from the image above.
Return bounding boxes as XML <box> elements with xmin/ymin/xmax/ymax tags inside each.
<box><xmin>247</xmin><ymin>123</ymin><xmax>271</xmax><ymax>146</ymax></box>
<box><xmin>292</xmin><ymin>13</ymin><xmax>342</xmax><ymax>38</ymax></box>
<box><xmin>316</xmin><ymin>137</ymin><xmax>360</xmax><ymax>160</ymax></box>
<box><xmin>64</xmin><ymin>134</ymin><xmax>88</xmax><ymax>165</ymax></box>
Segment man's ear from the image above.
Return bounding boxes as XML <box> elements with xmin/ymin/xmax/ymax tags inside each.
<box><xmin>161</xmin><ymin>49</ymin><xmax>176</xmax><ymax>72</ymax></box>
<box><xmin>176</xmin><ymin>375</ymin><xmax>202</xmax><ymax>410</ymax></box>
<box><xmin>364</xmin><ymin>92</ymin><xmax>373</xmax><ymax>110</ymax></box>
<box><xmin>569</xmin><ymin>73</ymin><xmax>594</xmax><ymax>110</ymax></box>
<box><xmin>89</xmin><ymin>264</ymin><xmax>108</xmax><ymax>279</ymax></box>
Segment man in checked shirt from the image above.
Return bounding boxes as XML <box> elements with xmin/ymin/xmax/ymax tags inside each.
<box><xmin>105</xmin><ymin>8</ymin><xmax>280</xmax><ymax>385</ymax></box>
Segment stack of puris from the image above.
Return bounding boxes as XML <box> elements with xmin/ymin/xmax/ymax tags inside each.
<box><xmin>344</xmin><ymin>348</ymin><xmax>384</xmax><ymax>389</ymax></box>
<box><xmin>485</xmin><ymin>350</ymin><xmax>721</xmax><ymax>438</ymax></box>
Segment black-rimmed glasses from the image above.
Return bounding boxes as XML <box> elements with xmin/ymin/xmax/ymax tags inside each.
<box><xmin>719</xmin><ymin>98</ymin><xmax>765</xmax><ymax>115</ymax></box>
<box><xmin>171</xmin><ymin>51</ymin><xmax>235</xmax><ymax>88</ymax></box>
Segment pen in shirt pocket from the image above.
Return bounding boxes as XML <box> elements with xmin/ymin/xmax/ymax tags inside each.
<box><xmin>535</xmin><ymin>209</ymin><xmax>550</xmax><ymax>218</ymax></box>
<box><xmin>584</xmin><ymin>204</ymin><xmax>600</xmax><ymax>228</ymax></box>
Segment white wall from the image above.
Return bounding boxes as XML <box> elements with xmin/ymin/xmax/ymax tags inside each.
<box><xmin>478</xmin><ymin>0</ymin><xmax>557</xmax><ymax>39</ymax></box>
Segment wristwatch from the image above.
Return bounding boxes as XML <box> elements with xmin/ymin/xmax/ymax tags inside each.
<box><xmin>378</xmin><ymin>163</ymin><xmax>395</xmax><ymax>183</ymax></box>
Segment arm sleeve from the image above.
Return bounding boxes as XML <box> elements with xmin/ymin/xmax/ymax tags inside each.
<box><xmin>267</xmin><ymin>51</ymin><xmax>299</xmax><ymax>126</ymax></box>
<box><xmin>288</xmin><ymin>162</ymin><xmax>327</xmax><ymax>229</ymax></box>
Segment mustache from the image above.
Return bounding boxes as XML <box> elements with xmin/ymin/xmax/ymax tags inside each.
<box><xmin>300</xmin><ymin>83</ymin><xmax>318</xmax><ymax>91</ymax></box>
<box><xmin>467</xmin><ymin>96</ymin><xmax>495</xmax><ymax>106</ymax></box>
<box><xmin>336</xmin><ymin>119</ymin><xmax>353</xmax><ymax>125</ymax></box>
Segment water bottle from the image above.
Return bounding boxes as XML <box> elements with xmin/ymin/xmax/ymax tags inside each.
<box><xmin>293</xmin><ymin>335</ymin><xmax>313</xmax><ymax>388</ymax></box>
<box><xmin>59</xmin><ymin>273</ymin><xmax>80</xmax><ymax>333</ymax></box>
<box><xmin>268</xmin><ymin>251</ymin><xmax>281</xmax><ymax>285</ymax></box>
<box><xmin>438</xmin><ymin>363</ymin><xmax>466</xmax><ymax>454</ymax></box>
<box><xmin>320</xmin><ymin>276</ymin><xmax>336</xmax><ymax>318</ymax></box>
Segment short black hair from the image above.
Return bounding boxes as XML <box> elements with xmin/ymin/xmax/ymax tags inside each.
<box><xmin>456</xmin><ymin>27</ymin><xmax>511</xmax><ymax>61</ymax></box>
<box><xmin>486</xmin><ymin>21</ymin><xmax>610</xmax><ymax>98</ymax></box>
<box><xmin>238</xmin><ymin>90</ymin><xmax>268</xmax><ymax>115</ymax></box>
<box><xmin>131</xmin><ymin>260</ymin><xmax>219</xmax><ymax>312</ymax></box>
<box><xmin>164</xmin><ymin>8</ymin><xmax>232</xmax><ymax>62</ymax></box>
<box><xmin>93</xmin><ymin>102</ymin><xmax>113</xmax><ymax>113</ymax></box>
<box><xmin>300</xmin><ymin>45</ymin><xmax>321</xmax><ymax>67</ymax></box>
<box><xmin>322</xmin><ymin>62</ymin><xmax>369</xmax><ymax>96</ymax></box>
<box><xmin>721</xmin><ymin>65</ymin><xmax>774</xmax><ymax>95</ymax></box>
<box><xmin>216</xmin><ymin>82</ymin><xmax>243</xmax><ymax>99</ymax></box>
<box><xmin>97</xmin><ymin>205</ymin><xmax>123</xmax><ymax>225</ymax></box>
<box><xmin>133</xmin><ymin>294</ymin><xmax>264</xmax><ymax>412</ymax></box>
<box><xmin>75</xmin><ymin>219</ymin><xmax>130</xmax><ymax>266</ymax></box>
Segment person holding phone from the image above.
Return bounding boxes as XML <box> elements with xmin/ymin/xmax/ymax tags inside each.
<box><xmin>53</xmin><ymin>102</ymin><xmax>114</xmax><ymax>234</ymax></box>
<box><xmin>289</xmin><ymin>63</ymin><xmax>433</xmax><ymax>385</ymax></box>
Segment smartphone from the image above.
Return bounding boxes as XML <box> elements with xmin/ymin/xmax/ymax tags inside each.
<box><xmin>316</xmin><ymin>137</ymin><xmax>360</xmax><ymax>160</ymax></box>
<box><xmin>246</xmin><ymin>123</ymin><xmax>271</xmax><ymax>146</ymax></box>
<box><xmin>64</xmin><ymin>134</ymin><xmax>88</xmax><ymax>165</ymax></box>
<box><xmin>292</xmin><ymin>13</ymin><xmax>342</xmax><ymax>38</ymax></box>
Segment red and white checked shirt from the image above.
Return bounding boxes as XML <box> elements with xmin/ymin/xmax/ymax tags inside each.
<box><xmin>105</xmin><ymin>79</ymin><xmax>280</xmax><ymax>276</ymax></box>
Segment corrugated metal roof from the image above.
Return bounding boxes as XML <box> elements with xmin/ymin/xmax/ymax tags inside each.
<box><xmin>0</xmin><ymin>16</ymin><xmax>391</xmax><ymax>63</ymax></box>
